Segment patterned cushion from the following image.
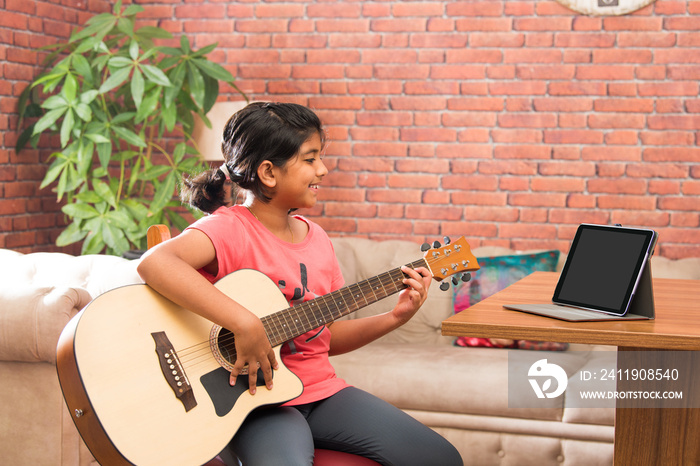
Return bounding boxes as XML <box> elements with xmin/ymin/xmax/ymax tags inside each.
<box><xmin>453</xmin><ymin>250</ymin><xmax>568</xmax><ymax>351</ymax></box>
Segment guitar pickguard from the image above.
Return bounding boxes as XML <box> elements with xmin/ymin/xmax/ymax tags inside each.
<box><xmin>200</xmin><ymin>367</ymin><xmax>270</xmax><ymax>417</ymax></box>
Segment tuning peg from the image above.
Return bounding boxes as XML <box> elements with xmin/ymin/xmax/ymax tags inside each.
<box><xmin>432</xmin><ymin>240</ymin><xmax>441</xmax><ymax>249</ymax></box>
<box><xmin>439</xmin><ymin>282</ymin><xmax>450</xmax><ymax>291</ymax></box>
<box><xmin>452</xmin><ymin>276</ymin><xmax>460</xmax><ymax>286</ymax></box>
<box><xmin>443</xmin><ymin>236</ymin><xmax>451</xmax><ymax>245</ymax></box>
<box><xmin>461</xmin><ymin>273</ymin><xmax>471</xmax><ymax>283</ymax></box>
<box><xmin>421</xmin><ymin>243</ymin><xmax>430</xmax><ymax>252</ymax></box>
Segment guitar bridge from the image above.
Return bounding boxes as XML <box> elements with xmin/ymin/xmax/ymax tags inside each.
<box><xmin>152</xmin><ymin>331</ymin><xmax>197</xmax><ymax>412</ymax></box>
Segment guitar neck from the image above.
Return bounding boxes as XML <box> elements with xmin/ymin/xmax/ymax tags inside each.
<box><xmin>262</xmin><ymin>258</ymin><xmax>428</xmax><ymax>346</ymax></box>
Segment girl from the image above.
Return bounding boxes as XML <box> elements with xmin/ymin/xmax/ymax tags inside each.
<box><xmin>137</xmin><ymin>102</ymin><xmax>462</xmax><ymax>466</ymax></box>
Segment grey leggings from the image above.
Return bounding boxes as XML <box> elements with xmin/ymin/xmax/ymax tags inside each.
<box><xmin>226</xmin><ymin>387</ymin><xmax>463</xmax><ymax>466</ymax></box>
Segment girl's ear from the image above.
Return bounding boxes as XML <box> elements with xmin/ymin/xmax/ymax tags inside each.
<box><xmin>257</xmin><ymin>160</ymin><xmax>277</xmax><ymax>189</ymax></box>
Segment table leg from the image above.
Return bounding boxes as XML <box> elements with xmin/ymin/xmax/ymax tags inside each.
<box><xmin>613</xmin><ymin>347</ymin><xmax>699</xmax><ymax>466</ymax></box>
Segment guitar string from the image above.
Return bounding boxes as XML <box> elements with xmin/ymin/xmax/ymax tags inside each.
<box><xmin>170</xmin><ymin>251</ymin><xmax>466</xmax><ymax>371</ymax></box>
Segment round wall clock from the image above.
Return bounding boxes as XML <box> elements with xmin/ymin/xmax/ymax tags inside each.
<box><xmin>555</xmin><ymin>0</ymin><xmax>658</xmax><ymax>16</ymax></box>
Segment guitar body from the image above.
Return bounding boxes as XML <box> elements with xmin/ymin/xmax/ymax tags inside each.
<box><xmin>57</xmin><ymin>269</ymin><xmax>304</xmax><ymax>466</ymax></box>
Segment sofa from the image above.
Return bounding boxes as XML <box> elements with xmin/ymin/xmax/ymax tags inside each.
<box><xmin>1</xmin><ymin>237</ymin><xmax>698</xmax><ymax>466</ymax></box>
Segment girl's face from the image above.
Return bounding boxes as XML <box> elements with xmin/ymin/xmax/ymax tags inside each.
<box><xmin>272</xmin><ymin>132</ymin><xmax>327</xmax><ymax>210</ymax></box>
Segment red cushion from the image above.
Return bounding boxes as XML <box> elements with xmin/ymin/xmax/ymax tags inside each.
<box><xmin>314</xmin><ymin>449</ymin><xmax>380</xmax><ymax>465</ymax></box>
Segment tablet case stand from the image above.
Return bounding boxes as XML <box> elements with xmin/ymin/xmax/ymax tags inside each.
<box><xmin>623</xmin><ymin>258</ymin><xmax>655</xmax><ymax>320</ymax></box>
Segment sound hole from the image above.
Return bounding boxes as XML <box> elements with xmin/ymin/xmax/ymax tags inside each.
<box><xmin>216</xmin><ymin>328</ymin><xmax>237</xmax><ymax>366</ymax></box>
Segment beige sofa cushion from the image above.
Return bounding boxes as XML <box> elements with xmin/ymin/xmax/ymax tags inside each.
<box><xmin>331</xmin><ymin>237</ymin><xmax>455</xmax><ymax>345</ymax></box>
<box><xmin>0</xmin><ymin>285</ymin><xmax>91</xmax><ymax>364</ymax></box>
<box><xmin>0</xmin><ymin>249</ymin><xmax>143</xmax><ymax>364</ymax></box>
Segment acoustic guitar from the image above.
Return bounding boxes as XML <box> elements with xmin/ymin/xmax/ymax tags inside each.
<box><xmin>56</xmin><ymin>237</ymin><xmax>479</xmax><ymax>465</ymax></box>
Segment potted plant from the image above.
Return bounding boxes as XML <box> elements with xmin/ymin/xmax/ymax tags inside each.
<box><xmin>16</xmin><ymin>1</ymin><xmax>246</xmax><ymax>255</ymax></box>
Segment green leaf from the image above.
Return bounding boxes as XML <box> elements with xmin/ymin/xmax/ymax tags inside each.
<box><xmin>164</xmin><ymin>63</ymin><xmax>186</xmax><ymax>106</ymax></box>
<box><xmin>202</xmin><ymin>73</ymin><xmax>219</xmax><ymax>114</ymax></box>
<box><xmin>40</xmin><ymin>154</ymin><xmax>69</xmax><ymax>189</ymax></box>
<box><xmin>141</xmin><ymin>64</ymin><xmax>171</xmax><ymax>87</ymax></box>
<box><xmin>84</xmin><ymin>132</ymin><xmax>111</xmax><ymax>144</ymax></box>
<box><xmin>150</xmin><ymin>173</ymin><xmax>177</xmax><ymax>214</ymax></box>
<box><xmin>99</xmin><ymin>66</ymin><xmax>131</xmax><ymax>94</ymax></box>
<box><xmin>63</xmin><ymin>74</ymin><xmax>78</xmax><ymax>103</ymax></box>
<box><xmin>96</xmin><ymin>142</ymin><xmax>112</xmax><ymax>169</ymax></box>
<box><xmin>60</xmin><ymin>108</ymin><xmax>75</xmax><ymax>148</ymax></box>
<box><xmin>15</xmin><ymin>125</ymin><xmax>36</xmax><ymax>154</ymax></box>
<box><xmin>33</xmin><ymin>107</ymin><xmax>67</xmax><ymax>135</ymax></box>
<box><xmin>129</xmin><ymin>39</ymin><xmax>139</xmax><ymax>60</ymax></box>
<box><xmin>136</xmin><ymin>26</ymin><xmax>171</xmax><ymax>40</ymax></box>
<box><xmin>131</xmin><ymin>68</ymin><xmax>144</xmax><ymax>109</ymax></box>
<box><xmin>123</xmin><ymin>198</ymin><xmax>149</xmax><ymax>222</ymax></box>
<box><xmin>173</xmin><ymin>142</ymin><xmax>186</xmax><ymax>164</ymax></box>
<box><xmin>109</xmin><ymin>56</ymin><xmax>133</xmax><ymax>69</ymax></box>
<box><xmin>76</xmin><ymin>191</ymin><xmax>103</xmax><ymax>203</ymax></box>
<box><xmin>93</xmin><ymin>179</ymin><xmax>117</xmax><ymax>207</ymax></box>
<box><xmin>56</xmin><ymin>221</ymin><xmax>88</xmax><ymax>247</ymax></box>
<box><xmin>71</xmin><ymin>54</ymin><xmax>93</xmax><ymax>82</ymax></box>
<box><xmin>106</xmin><ymin>208</ymin><xmax>134</xmax><ymax>229</ymax></box>
<box><xmin>111</xmin><ymin>112</ymin><xmax>135</xmax><ymax>125</ymax></box>
<box><xmin>74</xmin><ymin>103</ymin><xmax>92</xmax><ymax>122</ymax></box>
<box><xmin>135</xmin><ymin>88</ymin><xmax>160</xmax><ymax>124</ymax></box>
<box><xmin>180</xmin><ymin>35</ymin><xmax>191</xmax><ymax>54</ymax></box>
<box><xmin>79</xmin><ymin>90</ymin><xmax>99</xmax><ymax>105</ymax></box>
<box><xmin>139</xmin><ymin>164</ymin><xmax>170</xmax><ymax>180</ymax></box>
<box><xmin>122</xmin><ymin>4</ymin><xmax>144</xmax><ymax>16</ymax></box>
<box><xmin>112</xmin><ymin>126</ymin><xmax>147</xmax><ymax>148</ymax></box>
<box><xmin>117</xmin><ymin>16</ymin><xmax>135</xmax><ymax>38</ymax></box>
<box><xmin>161</xmin><ymin>101</ymin><xmax>177</xmax><ymax>132</ymax></box>
<box><xmin>159</xmin><ymin>47</ymin><xmax>183</xmax><ymax>57</ymax></box>
<box><xmin>192</xmin><ymin>42</ymin><xmax>217</xmax><ymax>58</ymax></box>
<box><xmin>192</xmin><ymin>57</ymin><xmax>233</xmax><ymax>82</ymax></box>
<box><xmin>186</xmin><ymin>61</ymin><xmax>205</xmax><ymax>107</ymax></box>
<box><xmin>62</xmin><ymin>202</ymin><xmax>99</xmax><ymax>219</ymax></box>
<box><xmin>81</xmin><ymin>226</ymin><xmax>105</xmax><ymax>255</ymax></box>
<box><xmin>42</xmin><ymin>95</ymin><xmax>68</xmax><ymax>110</ymax></box>
<box><xmin>73</xmin><ymin>36</ymin><xmax>100</xmax><ymax>55</ymax></box>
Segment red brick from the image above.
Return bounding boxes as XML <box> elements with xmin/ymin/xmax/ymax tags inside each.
<box><xmin>582</xmin><ymin>147</ymin><xmax>642</xmax><ymax>161</ymax></box>
<box><xmin>603</xmin><ymin>16</ymin><xmax>663</xmax><ymax>31</ymax></box>
<box><xmin>638</xmin><ymin>81</ymin><xmax>699</xmax><ymax>96</ymax></box>
<box><xmin>555</xmin><ymin>33</ymin><xmax>616</xmax><ymax>48</ymax></box>
<box><xmin>307</xmin><ymin>3</ymin><xmax>360</xmax><ymax>18</ymax></box>
<box><xmin>549</xmin><ymin>209</ymin><xmax>610</xmax><ymax>225</ymax></box>
<box><xmin>597</xmin><ymin>195</ymin><xmax>656</xmax><ymax>210</ymax></box>
<box><xmin>649</xmin><ymin>180</ymin><xmax>681</xmax><ymax>195</ymax></box>
<box><xmin>588</xmin><ymin>113</ymin><xmax>646</xmax><ymax>129</ymax></box>
<box><xmin>544</xmin><ymin>130</ymin><xmax>604</xmax><ymax>145</ymax></box>
<box><xmin>643</xmin><ymin>147</ymin><xmax>700</xmax><ymax>162</ymax></box>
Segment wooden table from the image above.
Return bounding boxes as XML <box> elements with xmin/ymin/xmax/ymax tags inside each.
<box><xmin>442</xmin><ymin>272</ymin><xmax>700</xmax><ymax>466</ymax></box>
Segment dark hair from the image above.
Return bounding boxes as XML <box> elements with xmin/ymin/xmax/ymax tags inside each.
<box><xmin>181</xmin><ymin>102</ymin><xmax>325</xmax><ymax>213</ymax></box>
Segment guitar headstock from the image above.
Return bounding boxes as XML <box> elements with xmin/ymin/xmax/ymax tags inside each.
<box><xmin>422</xmin><ymin>236</ymin><xmax>480</xmax><ymax>291</ymax></box>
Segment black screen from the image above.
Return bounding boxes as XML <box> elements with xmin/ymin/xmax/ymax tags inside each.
<box><xmin>554</xmin><ymin>225</ymin><xmax>655</xmax><ymax>315</ymax></box>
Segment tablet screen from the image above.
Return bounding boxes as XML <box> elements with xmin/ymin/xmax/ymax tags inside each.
<box><xmin>553</xmin><ymin>225</ymin><xmax>657</xmax><ymax>315</ymax></box>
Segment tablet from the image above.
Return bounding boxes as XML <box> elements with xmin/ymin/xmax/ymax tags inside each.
<box><xmin>504</xmin><ymin>224</ymin><xmax>657</xmax><ymax>321</ymax></box>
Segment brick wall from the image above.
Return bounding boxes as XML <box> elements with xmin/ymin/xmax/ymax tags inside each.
<box><xmin>1</xmin><ymin>0</ymin><xmax>111</xmax><ymax>253</ymax></box>
<box><xmin>2</xmin><ymin>1</ymin><xmax>699</xmax><ymax>259</ymax></box>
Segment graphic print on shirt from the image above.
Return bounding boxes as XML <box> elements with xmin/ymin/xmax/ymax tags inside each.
<box><xmin>277</xmin><ymin>262</ymin><xmax>326</xmax><ymax>351</ymax></box>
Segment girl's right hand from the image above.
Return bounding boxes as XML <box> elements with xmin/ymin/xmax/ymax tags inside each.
<box><xmin>228</xmin><ymin>312</ymin><xmax>279</xmax><ymax>395</ymax></box>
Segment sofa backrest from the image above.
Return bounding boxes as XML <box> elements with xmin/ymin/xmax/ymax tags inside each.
<box><xmin>331</xmin><ymin>237</ymin><xmax>457</xmax><ymax>346</ymax></box>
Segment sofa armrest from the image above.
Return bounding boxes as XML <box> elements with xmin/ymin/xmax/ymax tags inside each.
<box><xmin>0</xmin><ymin>286</ymin><xmax>91</xmax><ymax>364</ymax></box>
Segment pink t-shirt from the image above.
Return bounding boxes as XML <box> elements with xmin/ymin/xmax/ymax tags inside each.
<box><xmin>187</xmin><ymin>205</ymin><xmax>349</xmax><ymax>405</ymax></box>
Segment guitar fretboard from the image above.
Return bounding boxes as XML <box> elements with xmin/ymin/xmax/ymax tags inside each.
<box><xmin>261</xmin><ymin>258</ymin><xmax>428</xmax><ymax>346</ymax></box>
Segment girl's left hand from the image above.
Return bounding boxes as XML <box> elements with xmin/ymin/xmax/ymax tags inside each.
<box><xmin>393</xmin><ymin>266</ymin><xmax>432</xmax><ymax>324</ymax></box>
